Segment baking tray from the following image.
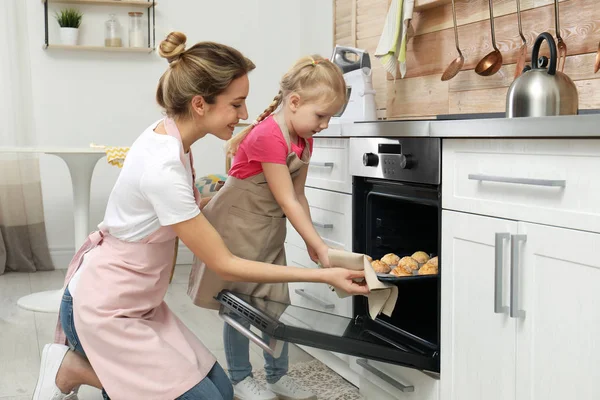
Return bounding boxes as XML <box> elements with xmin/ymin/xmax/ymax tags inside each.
<box><xmin>376</xmin><ymin>273</ymin><xmax>437</xmax><ymax>283</ymax></box>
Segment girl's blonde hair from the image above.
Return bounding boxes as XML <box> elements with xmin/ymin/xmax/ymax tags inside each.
<box><xmin>156</xmin><ymin>31</ymin><xmax>256</xmax><ymax>118</ymax></box>
<box><xmin>226</xmin><ymin>55</ymin><xmax>346</xmax><ymax>156</ymax></box>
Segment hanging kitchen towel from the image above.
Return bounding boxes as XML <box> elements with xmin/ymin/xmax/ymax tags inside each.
<box><xmin>90</xmin><ymin>143</ymin><xmax>130</xmax><ymax>168</ymax></box>
<box><xmin>374</xmin><ymin>0</ymin><xmax>414</xmax><ymax>78</ymax></box>
<box><xmin>326</xmin><ymin>249</ymin><xmax>398</xmax><ymax>320</ymax></box>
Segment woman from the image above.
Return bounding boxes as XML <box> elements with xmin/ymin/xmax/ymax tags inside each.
<box><xmin>33</xmin><ymin>32</ymin><xmax>367</xmax><ymax>400</ymax></box>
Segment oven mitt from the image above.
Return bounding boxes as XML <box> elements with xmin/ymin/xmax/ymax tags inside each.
<box><xmin>324</xmin><ymin>249</ymin><xmax>399</xmax><ymax>320</ymax></box>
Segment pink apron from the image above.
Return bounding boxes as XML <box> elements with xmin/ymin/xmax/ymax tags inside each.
<box><xmin>54</xmin><ymin>118</ymin><xmax>215</xmax><ymax>400</ymax></box>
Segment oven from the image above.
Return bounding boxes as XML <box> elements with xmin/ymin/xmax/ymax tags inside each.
<box><xmin>215</xmin><ymin>136</ymin><xmax>442</xmax><ymax>374</ymax></box>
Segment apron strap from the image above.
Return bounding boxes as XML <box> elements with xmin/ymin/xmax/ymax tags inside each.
<box><xmin>163</xmin><ymin>117</ymin><xmax>201</xmax><ymax>203</ymax></box>
<box><xmin>272</xmin><ymin>112</ymin><xmax>293</xmax><ymax>154</ymax></box>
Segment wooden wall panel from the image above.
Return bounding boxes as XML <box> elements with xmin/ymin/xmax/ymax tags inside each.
<box><xmin>402</xmin><ymin>0</ymin><xmax>600</xmax><ymax>79</ymax></box>
<box><xmin>334</xmin><ymin>0</ymin><xmax>599</xmax><ymax>119</ymax></box>
<box><xmin>412</xmin><ymin>0</ymin><xmax>567</xmax><ymax>36</ymax></box>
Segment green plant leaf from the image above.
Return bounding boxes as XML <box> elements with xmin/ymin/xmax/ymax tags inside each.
<box><xmin>55</xmin><ymin>8</ymin><xmax>83</xmax><ymax>28</ymax></box>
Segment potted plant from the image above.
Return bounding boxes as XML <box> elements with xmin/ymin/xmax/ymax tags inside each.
<box><xmin>55</xmin><ymin>8</ymin><xmax>83</xmax><ymax>46</ymax></box>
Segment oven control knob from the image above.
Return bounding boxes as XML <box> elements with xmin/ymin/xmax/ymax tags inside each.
<box><xmin>399</xmin><ymin>154</ymin><xmax>413</xmax><ymax>169</ymax></box>
<box><xmin>363</xmin><ymin>153</ymin><xmax>379</xmax><ymax>167</ymax></box>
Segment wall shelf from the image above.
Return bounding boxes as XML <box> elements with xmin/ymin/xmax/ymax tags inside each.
<box><xmin>45</xmin><ymin>44</ymin><xmax>154</xmax><ymax>53</ymax></box>
<box><xmin>43</xmin><ymin>0</ymin><xmax>156</xmax><ymax>52</ymax></box>
<box><xmin>42</xmin><ymin>0</ymin><xmax>158</xmax><ymax>8</ymax></box>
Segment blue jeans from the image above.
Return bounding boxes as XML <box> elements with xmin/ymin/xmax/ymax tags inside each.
<box><xmin>60</xmin><ymin>287</ymin><xmax>233</xmax><ymax>399</ymax></box>
<box><xmin>223</xmin><ymin>313</ymin><xmax>289</xmax><ymax>385</ymax></box>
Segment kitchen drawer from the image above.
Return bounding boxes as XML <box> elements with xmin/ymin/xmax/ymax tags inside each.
<box><xmin>286</xmin><ymin>243</ymin><xmax>352</xmax><ymax>318</ymax></box>
<box><xmin>307</xmin><ymin>138</ymin><xmax>352</xmax><ymax>194</ymax></box>
<box><xmin>288</xmin><ymin>281</ymin><xmax>352</xmax><ymax>318</ymax></box>
<box><xmin>285</xmin><ymin>242</ymin><xmax>314</xmax><ymax>269</ymax></box>
<box><xmin>286</xmin><ymin>187</ymin><xmax>353</xmax><ymax>251</ymax></box>
<box><xmin>442</xmin><ymin>139</ymin><xmax>600</xmax><ymax>233</ymax></box>
<box><xmin>285</xmin><ymin>242</ymin><xmax>350</xmax><ymax>317</ymax></box>
<box><xmin>352</xmin><ymin>358</ymin><xmax>439</xmax><ymax>400</ymax></box>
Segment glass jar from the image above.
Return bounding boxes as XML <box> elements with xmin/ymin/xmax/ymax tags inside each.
<box><xmin>104</xmin><ymin>14</ymin><xmax>122</xmax><ymax>47</ymax></box>
<box><xmin>128</xmin><ymin>12</ymin><xmax>144</xmax><ymax>48</ymax></box>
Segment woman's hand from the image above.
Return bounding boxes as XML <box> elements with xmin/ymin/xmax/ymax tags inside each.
<box><xmin>322</xmin><ymin>268</ymin><xmax>370</xmax><ymax>295</ymax></box>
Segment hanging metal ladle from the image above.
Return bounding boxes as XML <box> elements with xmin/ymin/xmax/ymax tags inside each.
<box><xmin>514</xmin><ymin>0</ymin><xmax>528</xmax><ymax>78</ymax></box>
<box><xmin>475</xmin><ymin>0</ymin><xmax>503</xmax><ymax>76</ymax></box>
<box><xmin>441</xmin><ymin>0</ymin><xmax>464</xmax><ymax>81</ymax></box>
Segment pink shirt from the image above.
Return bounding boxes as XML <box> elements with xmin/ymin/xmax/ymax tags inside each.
<box><xmin>229</xmin><ymin>116</ymin><xmax>313</xmax><ymax>180</ymax></box>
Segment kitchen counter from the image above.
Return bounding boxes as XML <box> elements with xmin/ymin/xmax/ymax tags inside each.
<box><xmin>335</xmin><ymin>114</ymin><xmax>600</xmax><ymax>138</ymax></box>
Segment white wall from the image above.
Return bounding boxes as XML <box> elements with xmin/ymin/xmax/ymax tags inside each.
<box><xmin>23</xmin><ymin>0</ymin><xmax>334</xmax><ymax>266</ymax></box>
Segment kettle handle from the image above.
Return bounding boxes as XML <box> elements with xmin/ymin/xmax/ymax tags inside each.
<box><xmin>531</xmin><ymin>32</ymin><xmax>557</xmax><ymax>75</ymax></box>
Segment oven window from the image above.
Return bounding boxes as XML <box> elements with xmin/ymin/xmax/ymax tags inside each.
<box><xmin>366</xmin><ymin>192</ymin><xmax>438</xmax><ymax>261</ymax></box>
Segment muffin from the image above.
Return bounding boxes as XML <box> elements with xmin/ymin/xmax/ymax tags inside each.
<box><xmin>398</xmin><ymin>256</ymin><xmax>419</xmax><ymax>271</ymax></box>
<box><xmin>418</xmin><ymin>262</ymin><xmax>438</xmax><ymax>275</ymax></box>
<box><xmin>371</xmin><ymin>260</ymin><xmax>391</xmax><ymax>274</ymax></box>
<box><xmin>380</xmin><ymin>253</ymin><xmax>400</xmax><ymax>267</ymax></box>
<box><xmin>411</xmin><ymin>251</ymin><xmax>430</xmax><ymax>265</ymax></box>
<box><xmin>391</xmin><ymin>264</ymin><xmax>412</xmax><ymax>277</ymax></box>
<box><xmin>428</xmin><ymin>256</ymin><xmax>439</xmax><ymax>268</ymax></box>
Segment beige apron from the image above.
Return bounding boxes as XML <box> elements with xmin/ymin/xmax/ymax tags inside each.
<box><xmin>188</xmin><ymin>113</ymin><xmax>311</xmax><ymax>310</ymax></box>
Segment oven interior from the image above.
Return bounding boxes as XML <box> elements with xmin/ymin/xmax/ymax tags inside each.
<box><xmin>353</xmin><ymin>177</ymin><xmax>441</xmax><ymax>352</ymax></box>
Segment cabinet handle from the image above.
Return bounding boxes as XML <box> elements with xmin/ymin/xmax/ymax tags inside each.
<box><xmin>468</xmin><ymin>174</ymin><xmax>566</xmax><ymax>188</ymax></box>
<box><xmin>310</xmin><ymin>161</ymin><xmax>334</xmax><ymax>168</ymax></box>
<box><xmin>494</xmin><ymin>233</ymin><xmax>510</xmax><ymax>314</ymax></box>
<box><xmin>510</xmin><ymin>234</ymin><xmax>527</xmax><ymax>319</ymax></box>
<box><xmin>219</xmin><ymin>309</ymin><xmax>284</xmax><ymax>357</ymax></box>
<box><xmin>356</xmin><ymin>359</ymin><xmax>415</xmax><ymax>393</ymax></box>
<box><xmin>313</xmin><ymin>221</ymin><xmax>334</xmax><ymax>229</ymax></box>
<box><xmin>294</xmin><ymin>289</ymin><xmax>335</xmax><ymax>309</ymax></box>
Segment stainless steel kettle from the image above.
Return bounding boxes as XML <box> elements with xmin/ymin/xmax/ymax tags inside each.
<box><xmin>506</xmin><ymin>32</ymin><xmax>578</xmax><ymax>118</ymax></box>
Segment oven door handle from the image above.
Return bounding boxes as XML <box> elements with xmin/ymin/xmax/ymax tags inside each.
<box><xmin>356</xmin><ymin>359</ymin><xmax>415</xmax><ymax>393</ymax></box>
<box><xmin>219</xmin><ymin>309</ymin><xmax>284</xmax><ymax>358</ymax></box>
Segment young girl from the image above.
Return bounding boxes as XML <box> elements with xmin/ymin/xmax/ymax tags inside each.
<box><xmin>33</xmin><ymin>34</ymin><xmax>366</xmax><ymax>400</ymax></box>
<box><xmin>189</xmin><ymin>56</ymin><xmax>347</xmax><ymax>400</ymax></box>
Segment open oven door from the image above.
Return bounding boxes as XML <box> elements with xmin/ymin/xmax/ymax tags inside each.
<box><xmin>216</xmin><ymin>290</ymin><xmax>440</xmax><ymax>373</ymax></box>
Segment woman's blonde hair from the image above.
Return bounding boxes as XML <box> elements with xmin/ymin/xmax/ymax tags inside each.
<box><xmin>226</xmin><ymin>55</ymin><xmax>346</xmax><ymax>156</ymax></box>
<box><xmin>156</xmin><ymin>31</ymin><xmax>256</xmax><ymax>118</ymax></box>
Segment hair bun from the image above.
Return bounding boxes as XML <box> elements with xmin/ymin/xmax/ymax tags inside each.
<box><xmin>159</xmin><ymin>31</ymin><xmax>187</xmax><ymax>63</ymax></box>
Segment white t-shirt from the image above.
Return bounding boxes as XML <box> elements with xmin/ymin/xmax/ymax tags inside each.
<box><xmin>68</xmin><ymin>120</ymin><xmax>200</xmax><ymax>296</ymax></box>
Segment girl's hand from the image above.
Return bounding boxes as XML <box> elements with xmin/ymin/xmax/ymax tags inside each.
<box><xmin>323</xmin><ymin>268</ymin><xmax>370</xmax><ymax>295</ymax></box>
<box><xmin>307</xmin><ymin>243</ymin><xmax>331</xmax><ymax>268</ymax></box>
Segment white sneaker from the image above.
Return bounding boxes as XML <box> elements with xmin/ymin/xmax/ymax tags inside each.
<box><xmin>33</xmin><ymin>344</ymin><xmax>79</xmax><ymax>400</ymax></box>
<box><xmin>233</xmin><ymin>376</ymin><xmax>277</xmax><ymax>400</ymax></box>
<box><xmin>267</xmin><ymin>375</ymin><xmax>316</xmax><ymax>400</ymax></box>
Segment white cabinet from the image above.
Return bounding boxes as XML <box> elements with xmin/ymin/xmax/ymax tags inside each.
<box><xmin>286</xmin><ymin>186</ymin><xmax>352</xmax><ymax>251</ymax></box>
<box><xmin>352</xmin><ymin>358</ymin><xmax>439</xmax><ymax>400</ymax></box>
<box><xmin>442</xmin><ymin>210</ymin><xmax>600</xmax><ymax>400</ymax></box>
<box><xmin>306</xmin><ymin>137</ymin><xmax>352</xmax><ymax>194</ymax></box>
<box><xmin>442</xmin><ymin>139</ymin><xmax>600</xmax><ymax>233</ymax></box>
<box><xmin>441</xmin><ymin>138</ymin><xmax>600</xmax><ymax>400</ymax></box>
<box><xmin>284</xmin><ymin>137</ymin><xmax>356</xmax><ymax>381</ymax></box>
<box><xmin>441</xmin><ymin>211</ymin><xmax>517</xmax><ymax>400</ymax></box>
<box><xmin>515</xmin><ymin>222</ymin><xmax>600</xmax><ymax>400</ymax></box>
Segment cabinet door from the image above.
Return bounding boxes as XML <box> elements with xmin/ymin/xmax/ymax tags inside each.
<box><xmin>441</xmin><ymin>210</ymin><xmax>518</xmax><ymax>400</ymax></box>
<box><xmin>516</xmin><ymin>223</ymin><xmax>600</xmax><ymax>400</ymax></box>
